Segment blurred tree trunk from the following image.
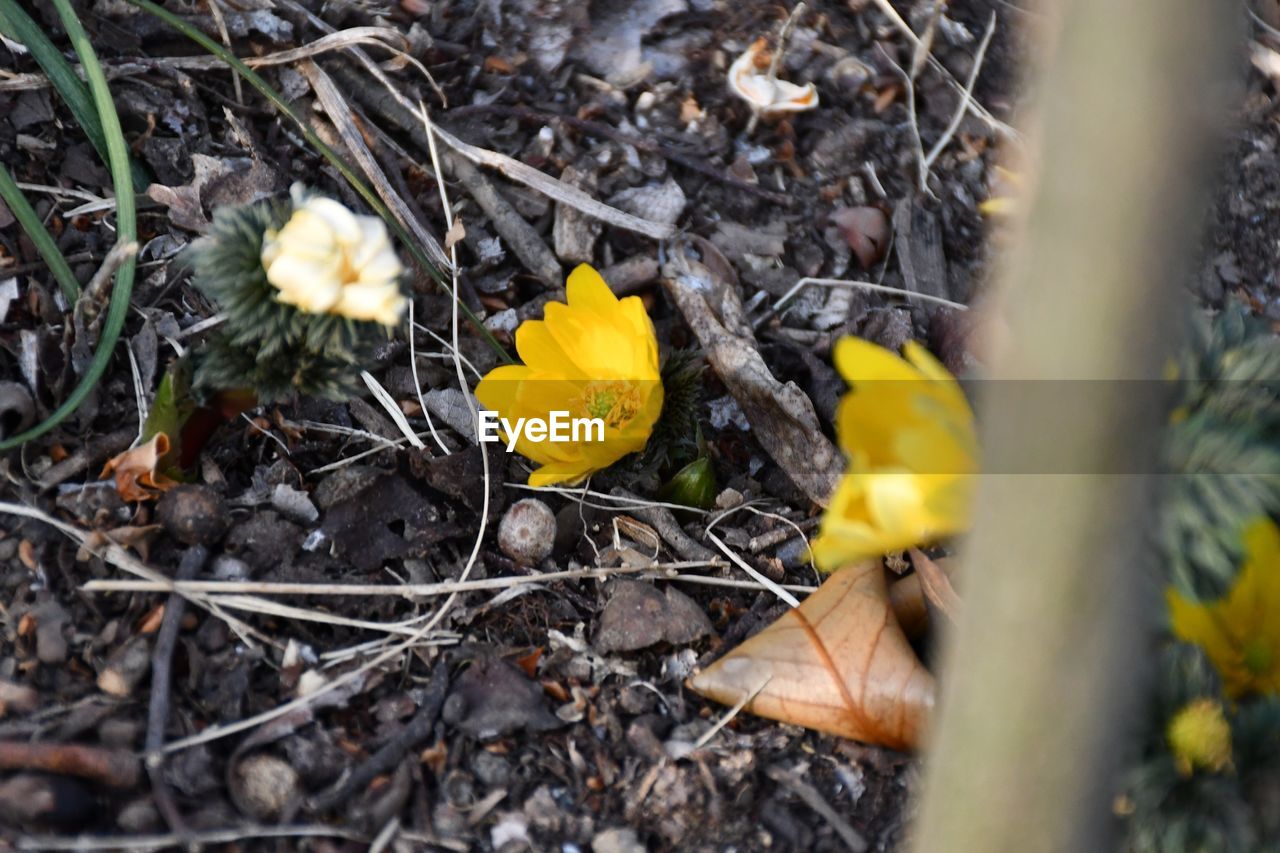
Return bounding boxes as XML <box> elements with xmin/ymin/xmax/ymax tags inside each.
<box><xmin>913</xmin><ymin>1</ymin><xmax>1235</xmax><ymax>851</ymax></box>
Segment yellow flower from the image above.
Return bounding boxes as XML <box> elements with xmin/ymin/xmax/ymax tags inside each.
<box><xmin>475</xmin><ymin>264</ymin><xmax>663</xmax><ymax>487</ymax></box>
<box><xmin>261</xmin><ymin>187</ymin><xmax>406</xmax><ymax>326</ymax></box>
<box><xmin>1166</xmin><ymin>698</ymin><xmax>1232</xmax><ymax>777</ymax></box>
<box><xmin>1167</xmin><ymin>518</ymin><xmax>1280</xmax><ymax>699</ymax></box>
<box><xmin>810</xmin><ymin>337</ymin><xmax>977</xmax><ymax>570</ymax></box>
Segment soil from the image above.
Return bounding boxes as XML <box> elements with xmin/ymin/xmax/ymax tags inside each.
<box><xmin>0</xmin><ymin>0</ymin><xmax>1270</xmax><ymax>850</ymax></box>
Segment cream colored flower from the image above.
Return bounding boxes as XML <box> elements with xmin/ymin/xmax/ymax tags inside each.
<box><xmin>261</xmin><ymin>187</ymin><xmax>406</xmax><ymax>326</ymax></box>
<box><xmin>728</xmin><ymin>38</ymin><xmax>819</xmax><ymax>116</ymax></box>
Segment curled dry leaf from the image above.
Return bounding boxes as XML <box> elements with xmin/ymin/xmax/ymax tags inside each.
<box><xmin>444</xmin><ymin>218</ymin><xmax>467</xmax><ymax>252</ymax></box>
<box><xmin>76</xmin><ymin>525</ymin><xmax>163</xmax><ymax>563</ymax></box>
<box><xmin>728</xmin><ymin>38</ymin><xmax>819</xmax><ymax>116</ymax></box>
<box><xmin>99</xmin><ymin>433</ymin><xmax>177</xmax><ymax>502</ymax></box>
<box><xmin>830</xmin><ymin>206</ymin><xmax>890</xmax><ymax>268</ymax></box>
<box><xmin>888</xmin><ymin>553</ymin><xmax>961</xmax><ymax>637</ymax></box>
<box><xmin>687</xmin><ymin>562</ymin><xmax>934</xmax><ymax>750</ymax></box>
<box><xmin>908</xmin><ymin>549</ymin><xmax>963</xmax><ymax>625</ymax></box>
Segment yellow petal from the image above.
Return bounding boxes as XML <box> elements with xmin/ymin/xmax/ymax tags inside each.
<box><xmin>333</xmin><ymin>281</ymin><xmax>405</xmax><ymax>325</ymax></box>
<box><xmin>834</xmin><ymin>336</ymin><xmax>925</xmax><ymax>384</ymax></box>
<box><xmin>863</xmin><ymin>472</ymin><xmax>930</xmax><ymax>540</ymax></box>
<box><xmin>528</xmin><ymin>459</ymin><xmax>595</xmax><ymax>487</ymax></box>
<box><xmin>266</xmin><ymin>255</ymin><xmax>343</xmax><ymax>312</ymax></box>
<box><xmin>565</xmin><ymin>264</ymin><xmax>618</xmax><ymax>313</ymax></box>
<box><xmin>475</xmin><ymin>364</ymin><xmax>533</xmax><ymax>415</ymax></box>
<box><xmin>978</xmin><ymin>196</ymin><xmax>1018</xmax><ymax>216</ymax></box>
<box><xmin>301</xmin><ymin>196</ymin><xmax>363</xmax><ymax>245</ymax></box>
<box><xmin>514</xmin><ymin>320</ymin><xmax>586</xmax><ymax>377</ymax></box>
<box><xmin>271</xmin><ymin>211</ymin><xmax>342</xmax><ymax>262</ymax></box>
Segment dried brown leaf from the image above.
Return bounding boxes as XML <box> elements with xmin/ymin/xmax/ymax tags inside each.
<box><xmin>909</xmin><ymin>549</ymin><xmax>962</xmax><ymax>625</ymax></box>
<box><xmin>444</xmin><ymin>218</ymin><xmax>467</xmax><ymax>252</ymax></box>
<box><xmin>688</xmin><ymin>562</ymin><xmax>935</xmax><ymax>750</ymax></box>
<box><xmin>830</xmin><ymin>206</ymin><xmax>891</xmax><ymax>268</ymax></box>
<box><xmin>99</xmin><ymin>434</ymin><xmax>177</xmax><ymax>502</ymax></box>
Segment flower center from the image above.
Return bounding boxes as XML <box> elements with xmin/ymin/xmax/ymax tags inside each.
<box><xmin>580</xmin><ymin>380</ymin><xmax>641</xmax><ymax>429</ymax></box>
<box><xmin>1243</xmin><ymin>637</ymin><xmax>1274</xmax><ymax>676</ymax></box>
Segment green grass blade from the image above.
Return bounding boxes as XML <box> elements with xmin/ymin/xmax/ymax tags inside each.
<box><xmin>0</xmin><ymin>0</ymin><xmax>149</xmax><ymax>193</ymax></box>
<box><xmin>122</xmin><ymin>0</ymin><xmax>513</xmax><ymax>365</ymax></box>
<box><xmin>0</xmin><ymin>163</ymin><xmax>80</xmax><ymax>301</ymax></box>
<box><xmin>0</xmin><ymin>0</ymin><xmax>138</xmax><ymax>451</ymax></box>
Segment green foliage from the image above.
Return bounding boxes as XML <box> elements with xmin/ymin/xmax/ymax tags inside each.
<box><xmin>187</xmin><ymin>197</ymin><xmax>391</xmax><ymax>402</ymax></box>
<box><xmin>140</xmin><ymin>359</ymin><xmax>196</xmax><ymax>477</ymax></box>
<box><xmin>1124</xmin><ymin>304</ymin><xmax>1280</xmax><ymax>851</ymax></box>
<box><xmin>0</xmin><ymin>161</ymin><xmax>79</xmax><ymax>301</ymax></box>
<box><xmin>659</xmin><ymin>456</ymin><xmax>717</xmax><ymax>510</ymax></box>
<box><xmin>648</xmin><ymin>347</ymin><xmax>706</xmax><ymax>469</ymax></box>
<box><xmin>0</xmin><ymin>0</ymin><xmax>137</xmax><ymax>451</ymax></box>
<box><xmin>1120</xmin><ymin>646</ymin><xmax>1259</xmax><ymax>853</ymax></box>
<box><xmin>1159</xmin><ymin>302</ymin><xmax>1280</xmax><ymax>599</ymax></box>
<box><xmin>122</xmin><ymin>0</ymin><xmax>512</xmax><ymax>365</ymax></box>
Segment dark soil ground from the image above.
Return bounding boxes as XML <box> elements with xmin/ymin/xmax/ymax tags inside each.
<box><xmin>0</xmin><ymin>0</ymin><xmax>1274</xmax><ymax>850</ymax></box>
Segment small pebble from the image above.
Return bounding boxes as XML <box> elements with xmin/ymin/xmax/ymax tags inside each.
<box><xmin>498</xmin><ymin>499</ymin><xmax>557</xmax><ymax>565</ymax></box>
<box><xmin>472</xmin><ymin>750</ymin><xmax>512</xmax><ymax>788</ymax></box>
<box><xmin>97</xmin><ymin>636</ymin><xmax>151</xmax><ymax>698</ymax></box>
<box><xmin>270</xmin><ymin>483</ymin><xmax>318</xmax><ymax>524</ymax></box>
<box><xmin>157</xmin><ymin>484</ymin><xmax>228</xmax><ymax>546</ymax></box>
<box><xmin>33</xmin><ymin>602</ymin><xmax>69</xmax><ymax>665</ymax></box>
<box><xmin>228</xmin><ymin>753</ymin><xmax>299</xmax><ymax>821</ymax></box>
<box><xmin>714</xmin><ymin>487</ymin><xmax>745</xmax><ymax>510</ymax></box>
<box><xmin>211</xmin><ymin>554</ymin><xmax>250</xmax><ymax>581</ymax></box>
<box><xmin>776</xmin><ymin>536</ymin><xmax>809</xmax><ymax>569</ymax></box>
<box><xmin>592</xmin><ymin>828</ymin><xmax>646</xmax><ymax>853</ymax></box>
<box><xmin>116</xmin><ymin>797</ymin><xmax>162</xmax><ymax>833</ymax></box>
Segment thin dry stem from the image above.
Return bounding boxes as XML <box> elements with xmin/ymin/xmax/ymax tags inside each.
<box><xmin>924</xmin><ymin>14</ymin><xmax>998</xmax><ymax>171</ymax></box>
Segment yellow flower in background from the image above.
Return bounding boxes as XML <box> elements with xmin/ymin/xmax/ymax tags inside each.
<box><xmin>475</xmin><ymin>264</ymin><xmax>663</xmax><ymax>487</ymax></box>
<box><xmin>261</xmin><ymin>186</ymin><xmax>406</xmax><ymax>326</ymax></box>
<box><xmin>1165</xmin><ymin>698</ymin><xmax>1232</xmax><ymax>777</ymax></box>
<box><xmin>1168</xmin><ymin>518</ymin><xmax>1280</xmax><ymax>699</ymax></box>
<box><xmin>810</xmin><ymin>337</ymin><xmax>977</xmax><ymax>570</ymax></box>
<box><xmin>978</xmin><ymin>165</ymin><xmax>1024</xmax><ymax>217</ymax></box>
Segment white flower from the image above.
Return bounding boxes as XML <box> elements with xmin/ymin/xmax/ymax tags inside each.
<box><xmin>261</xmin><ymin>186</ymin><xmax>406</xmax><ymax>326</ymax></box>
<box><xmin>728</xmin><ymin>38</ymin><xmax>819</xmax><ymax>116</ymax></box>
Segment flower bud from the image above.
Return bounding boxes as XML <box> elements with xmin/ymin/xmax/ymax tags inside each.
<box><xmin>660</xmin><ymin>456</ymin><xmax>717</xmax><ymax>510</ymax></box>
<box><xmin>1166</xmin><ymin>698</ymin><xmax>1232</xmax><ymax>776</ymax></box>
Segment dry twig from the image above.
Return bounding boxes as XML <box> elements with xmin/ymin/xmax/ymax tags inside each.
<box><xmin>145</xmin><ymin>545</ymin><xmax>208</xmax><ymax>836</ymax></box>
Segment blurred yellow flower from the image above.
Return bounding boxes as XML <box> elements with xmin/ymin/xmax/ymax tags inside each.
<box><xmin>810</xmin><ymin>337</ymin><xmax>977</xmax><ymax>570</ymax></box>
<box><xmin>1165</xmin><ymin>698</ymin><xmax>1232</xmax><ymax>777</ymax></box>
<box><xmin>1168</xmin><ymin>518</ymin><xmax>1280</xmax><ymax>699</ymax></box>
<box><xmin>978</xmin><ymin>166</ymin><xmax>1023</xmax><ymax>217</ymax></box>
<box><xmin>475</xmin><ymin>264</ymin><xmax>663</xmax><ymax>487</ymax></box>
<box><xmin>261</xmin><ymin>187</ymin><xmax>406</xmax><ymax>326</ymax></box>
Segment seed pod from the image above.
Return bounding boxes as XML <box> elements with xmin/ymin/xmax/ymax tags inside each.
<box><xmin>157</xmin><ymin>484</ymin><xmax>228</xmax><ymax>546</ymax></box>
<box><xmin>498</xmin><ymin>499</ymin><xmax>557</xmax><ymax>565</ymax></box>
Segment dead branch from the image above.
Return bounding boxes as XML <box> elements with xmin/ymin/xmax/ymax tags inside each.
<box><xmin>0</xmin><ymin>741</ymin><xmax>139</xmax><ymax>789</ymax></box>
